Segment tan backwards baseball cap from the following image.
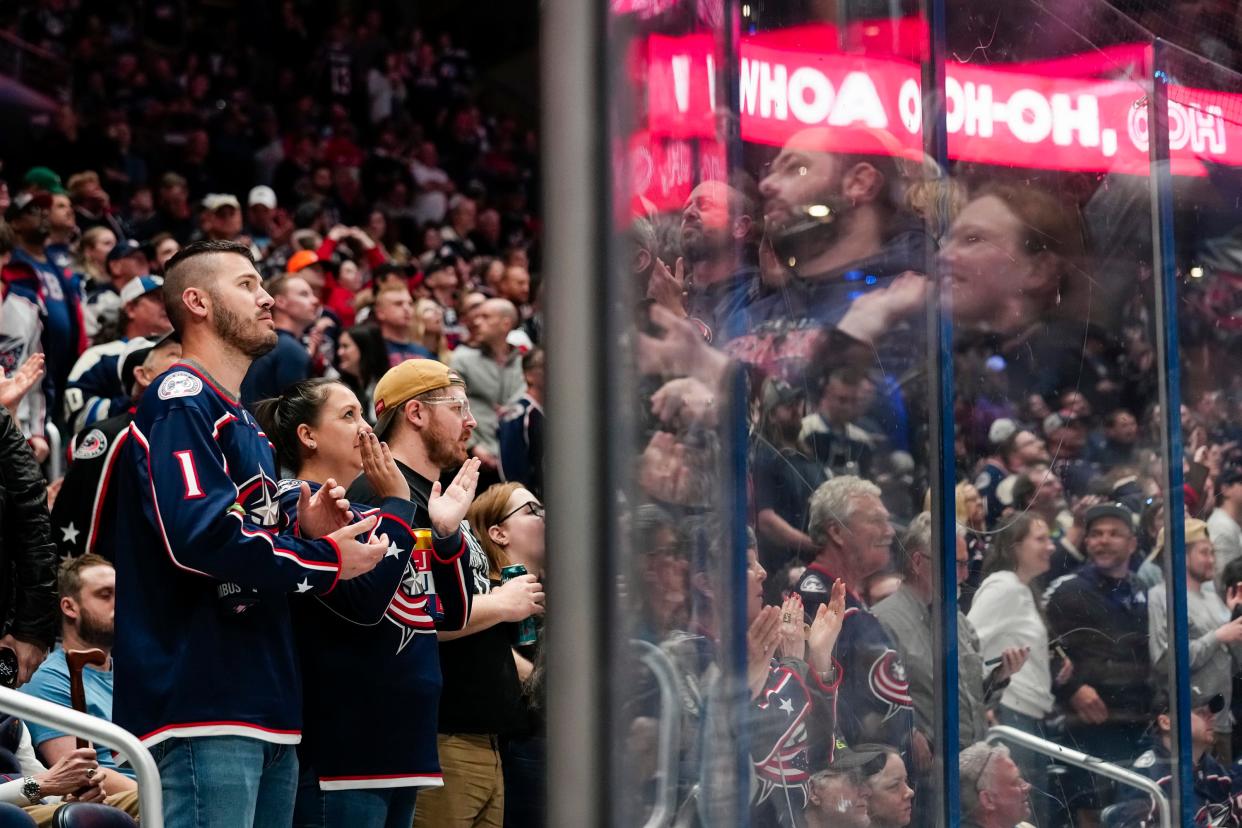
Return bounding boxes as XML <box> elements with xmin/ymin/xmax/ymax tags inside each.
<box><xmin>373</xmin><ymin>359</ymin><xmax>465</xmax><ymax>438</ymax></box>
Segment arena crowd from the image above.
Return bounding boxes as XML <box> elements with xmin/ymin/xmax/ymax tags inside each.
<box><xmin>2</xmin><ymin>1</ymin><xmax>1242</xmax><ymax>828</ymax></box>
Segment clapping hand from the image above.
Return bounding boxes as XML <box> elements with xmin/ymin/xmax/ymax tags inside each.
<box><xmin>297</xmin><ymin>478</ymin><xmax>352</xmax><ymax>539</ymax></box>
<box><xmin>775</xmin><ymin>593</ymin><xmax>807</xmax><ymax>659</ymax></box>
<box><xmin>361</xmin><ymin>431</ymin><xmax>409</xmax><ymax>500</ymax></box>
<box><xmin>428</xmin><ymin>457</ymin><xmax>482</xmax><ymax>536</ymax></box>
<box><xmin>0</xmin><ymin>353</ymin><xmax>44</xmax><ymax>414</ymax></box>
<box><xmin>807</xmin><ymin>578</ymin><xmax>847</xmax><ymax>676</ymax></box>
<box><xmin>747</xmin><ymin>605</ymin><xmax>782</xmax><ymax>699</ymax></box>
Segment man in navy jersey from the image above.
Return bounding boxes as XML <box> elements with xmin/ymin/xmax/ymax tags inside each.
<box><xmin>105</xmin><ymin>240</ymin><xmax>388</xmax><ymax>828</ymax></box>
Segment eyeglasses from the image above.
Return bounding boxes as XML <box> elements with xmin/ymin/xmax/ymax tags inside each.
<box><xmin>420</xmin><ymin>397</ymin><xmax>472</xmax><ymax>418</ymax></box>
<box><xmin>500</xmin><ymin>501</ymin><xmax>545</xmax><ymax>523</ymax></box>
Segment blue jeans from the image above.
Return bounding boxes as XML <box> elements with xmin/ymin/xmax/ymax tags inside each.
<box><xmin>292</xmin><ymin>766</ymin><xmax>419</xmax><ymax>828</ymax></box>
<box><xmin>0</xmin><ymin>804</ymin><xmax>33</xmax><ymax>828</ymax></box>
<box><xmin>149</xmin><ymin>736</ymin><xmax>299</xmax><ymax>828</ymax></box>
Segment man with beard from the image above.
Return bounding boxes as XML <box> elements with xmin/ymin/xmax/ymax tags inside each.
<box><xmin>104</xmin><ymin>240</ymin><xmax>388</xmax><ymax>827</ymax></box>
<box><xmin>649</xmin><ymin>180</ymin><xmax>759</xmax><ymax>344</ymax></box>
<box><xmin>2</xmin><ymin>192</ymin><xmax>86</xmax><ymax>442</ymax></box>
<box><xmin>20</xmin><ymin>554</ymin><xmax>141</xmax><ymax>817</ymax></box>
<box><xmin>723</xmin><ymin>127</ymin><xmax>926</xmax><ymax>383</ymax></box>
<box><xmin>346</xmin><ymin>360</ymin><xmax>542</xmax><ymax>828</ymax></box>
<box><xmin>1044</xmin><ymin>503</ymin><xmax>1151</xmax><ymax>825</ymax></box>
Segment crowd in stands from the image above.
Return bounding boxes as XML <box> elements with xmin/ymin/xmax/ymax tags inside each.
<box><xmin>6</xmin><ymin>0</ymin><xmax>1242</xmax><ymax>827</ymax></box>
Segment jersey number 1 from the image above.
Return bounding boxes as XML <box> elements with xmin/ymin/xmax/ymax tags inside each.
<box><xmin>174</xmin><ymin>450</ymin><xmax>205</xmax><ymax>499</ymax></box>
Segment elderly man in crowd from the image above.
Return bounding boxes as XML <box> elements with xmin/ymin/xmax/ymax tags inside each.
<box><xmin>959</xmin><ymin>743</ymin><xmax>1034</xmax><ymax>828</ymax></box>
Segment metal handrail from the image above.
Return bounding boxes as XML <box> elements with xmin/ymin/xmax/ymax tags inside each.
<box><xmin>634</xmin><ymin>640</ymin><xmax>683</xmax><ymax>828</ymax></box>
<box><xmin>0</xmin><ymin>685</ymin><xmax>162</xmax><ymax>826</ymax></box>
<box><xmin>44</xmin><ymin>421</ymin><xmax>62</xmax><ymax>480</ymax></box>
<box><xmin>986</xmin><ymin>724</ymin><xmax>1169</xmax><ymax>827</ymax></box>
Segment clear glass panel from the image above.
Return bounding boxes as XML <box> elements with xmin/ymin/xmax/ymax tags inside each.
<box><xmin>606</xmin><ymin>0</ymin><xmax>944</xmax><ymax>825</ymax></box>
<box><xmin>946</xmin><ymin>3</ymin><xmax>1185</xmax><ymax>826</ymax></box>
<box><xmin>600</xmin><ymin>0</ymin><xmax>1197</xmax><ymax>825</ymax></box>
<box><xmin>1159</xmin><ymin>36</ymin><xmax>1242</xmax><ymax>824</ymax></box>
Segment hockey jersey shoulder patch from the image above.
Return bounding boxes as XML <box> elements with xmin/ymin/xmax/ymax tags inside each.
<box><xmin>158</xmin><ymin>371</ymin><xmax>203</xmax><ymax>400</ymax></box>
<box><xmin>73</xmin><ymin>429</ymin><xmax>108</xmax><ymax>460</ymax></box>
<box><xmin>800</xmin><ymin>573</ymin><xmax>827</xmax><ymax>593</ymax></box>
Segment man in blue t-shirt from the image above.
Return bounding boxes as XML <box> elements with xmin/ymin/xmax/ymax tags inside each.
<box><xmin>22</xmin><ymin>554</ymin><xmax>137</xmax><ymax>796</ymax></box>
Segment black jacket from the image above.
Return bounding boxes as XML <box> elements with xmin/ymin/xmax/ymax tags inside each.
<box><xmin>1045</xmin><ymin>564</ymin><xmax>1151</xmax><ymax>726</ymax></box>
<box><xmin>0</xmin><ymin>407</ymin><xmax>57</xmax><ymax>648</ymax></box>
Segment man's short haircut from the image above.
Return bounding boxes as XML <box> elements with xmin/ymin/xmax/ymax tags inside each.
<box><xmin>959</xmin><ymin>742</ymin><xmax>1010</xmax><ymax>817</ymax></box>
<box><xmin>807</xmin><ymin>476</ymin><xmax>882</xmax><ymax>547</ymax></box>
<box><xmin>263</xmin><ymin>273</ymin><xmax>297</xmax><ymax>300</ymax></box>
<box><xmin>484</xmin><ymin>298</ymin><xmax>519</xmax><ymax>326</ymax></box>
<box><xmin>897</xmin><ymin>511</ymin><xmax>931</xmax><ymax>578</ymax></box>
<box><xmin>58</xmin><ymin>553</ymin><xmax>112</xmax><ymax>602</ymax></box>
<box><xmin>374</xmin><ymin>286</ymin><xmax>411</xmax><ymax>310</ymax></box>
<box><xmin>162</xmin><ymin>240</ymin><xmax>257</xmax><ymax>334</ymax></box>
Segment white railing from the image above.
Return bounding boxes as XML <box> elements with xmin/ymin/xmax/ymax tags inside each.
<box><xmin>0</xmin><ymin>685</ymin><xmax>162</xmax><ymax>826</ymax></box>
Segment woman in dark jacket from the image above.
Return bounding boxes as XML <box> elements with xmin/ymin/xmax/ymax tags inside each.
<box><xmin>0</xmin><ymin>406</ymin><xmax>57</xmax><ymax>685</ymax></box>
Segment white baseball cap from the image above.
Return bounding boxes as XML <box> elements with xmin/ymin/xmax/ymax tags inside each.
<box><xmin>248</xmin><ymin>185</ymin><xmax>277</xmax><ymax>209</ymax></box>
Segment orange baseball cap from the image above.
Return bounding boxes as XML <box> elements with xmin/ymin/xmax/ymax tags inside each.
<box><xmin>287</xmin><ymin>249</ymin><xmax>321</xmax><ymax>274</ymax></box>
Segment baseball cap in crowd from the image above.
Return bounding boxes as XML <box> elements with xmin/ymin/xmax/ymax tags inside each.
<box><xmin>1042</xmin><ymin>409</ymin><xmax>1085</xmax><ymax>435</ymax></box>
<box><xmin>988</xmin><ymin>418</ymin><xmax>1018</xmax><ymax>446</ymax></box>
<box><xmin>287</xmin><ymin>249</ymin><xmax>322</xmax><ymax>274</ymax></box>
<box><xmin>4</xmin><ymin>191</ymin><xmax>52</xmax><ymax>222</ymax></box>
<box><xmin>202</xmin><ymin>193</ymin><xmax>241</xmax><ymax>212</ymax></box>
<box><xmin>119</xmin><ymin>275</ymin><xmax>164</xmax><ymax>306</ymax></box>
<box><xmin>1155</xmin><ymin>516</ymin><xmax>1210</xmax><ymax>556</ymax></box>
<box><xmin>1152</xmin><ymin>683</ymin><xmax>1225</xmax><ymax>717</ymax></box>
<box><xmin>1083</xmin><ymin>502</ymin><xmax>1135</xmax><ymax>534</ymax></box>
<box><xmin>118</xmin><ymin>331</ymin><xmax>176</xmax><ymax>397</ymax></box>
<box><xmin>107</xmin><ymin>240</ymin><xmax>146</xmax><ymax>264</ymax></box>
<box><xmin>816</xmin><ymin>745</ymin><xmax>888</xmax><ymax>778</ymax></box>
<box><xmin>372</xmin><ymin>359</ymin><xmax>465</xmax><ymax>439</ymax></box>
<box><xmin>23</xmin><ymin>167</ymin><xmax>66</xmax><ymax>195</ymax></box>
<box><xmin>247</xmin><ymin>186</ymin><xmax>277</xmax><ymax>210</ymax></box>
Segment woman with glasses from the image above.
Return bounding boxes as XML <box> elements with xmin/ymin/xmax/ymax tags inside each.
<box><xmin>464</xmin><ymin>483</ymin><xmax>546</xmax><ymax>828</ymax></box>
<box><xmin>968</xmin><ymin>513</ymin><xmax>1072</xmax><ymax>828</ymax></box>
<box><xmin>253</xmin><ymin>377</ymin><xmax>479</xmax><ymax>828</ymax></box>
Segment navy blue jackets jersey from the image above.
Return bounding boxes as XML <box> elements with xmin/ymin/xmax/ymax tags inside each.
<box><xmin>64</xmin><ymin>339</ymin><xmax>129</xmax><ymax>433</ymax></box>
<box><xmin>797</xmin><ymin>564</ymin><xmax>913</xmax><ymax>757</ymax></box>
<box><xmin>105</xmin><ymin>362</ymin><xmax>345</xmax><ymax>748</ymax></box>
<box><xmin>51</xmin><ymin>409</ymin><xmax>134</xmax><ymax>560</ymax></box>
<box><xmin>1125</xmin><ymin>742</ymin><xmax>1242</xmax><ymax>825</ymax></box>
<box><xmin>750</xmin><ymin>656</ymin><xmax>841</xmax><ymax>826</ymax></box>
<box><xmin>277</xmin><ymin>479</ymin><xmax>474</xmax><ymax>790</ymax></box>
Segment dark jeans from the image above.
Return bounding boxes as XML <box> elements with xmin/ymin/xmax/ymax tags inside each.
<box><xmin>1060</xmin><ymin>720</ymin><xmax>1147</xmax><ymax>815</ymax></box>
<box><xmin>293</xmin><ymin>769</ymin><xmax>420</xmax><ymax>828</ymax></box>
<box><xmin>0</xmin><ymin>804</ymin><xmax>32</xmax><ymax>828</ymax></box>
<box><xmin>500</xmin><ymin>734</ymin><xmax>546</xmax><ymax>828</ymax></box>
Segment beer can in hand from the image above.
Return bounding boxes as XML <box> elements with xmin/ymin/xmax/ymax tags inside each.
<box><xmin>501</xmin><ymin>564</ymin><xmax>538</xmax><ymax>646</ymax></box>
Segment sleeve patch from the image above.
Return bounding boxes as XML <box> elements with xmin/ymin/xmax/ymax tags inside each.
<box><xmin>801</xmin><ymin>574</ymin><xmax>827</xmax><ymax>594</ymax></box>
<box><xmin>73</xmin><ymin>429</ymin><xmax>108</xmax><ymax>460</ymax></box>
<box><xmin>158</xmin><ymin>371</ymin><xmax>204</xmax><ymax>400</ymax></box>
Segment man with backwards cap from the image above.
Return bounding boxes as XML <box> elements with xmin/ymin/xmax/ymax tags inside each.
<box><xmin>1126</xmin><ymin>686</ymin><xmax>1242</xmax><ymax>825</ymax></box>
<box><xmin>1044</xmin><ymin>502</ymin><xmax>1152</xmax><ymax>823</ymax></box>
<box><xmin>346</xmin><ymin>359</ymin><xmax>542</xmax><ymax>828</ymax></box>
<box><xmin>1147</xmin><ymin>517</ymin><xmax>1242</xmax><ymax>761</ymax></box>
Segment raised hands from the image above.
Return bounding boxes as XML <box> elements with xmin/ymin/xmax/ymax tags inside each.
<box><xmin>429</xmin><ymin>457</ymin><xmax>482</xmax><ymax>536</ymax></box>
<box><xmin>775</xmin><ymin>593</ymin><xmax>807</xmax><ymax>660</ymax></box>
<box><xmin>0</xmin><ymin>352</ymin><xmax>45</xmax><ymax>414</ymax></box>
<box><xmin>297</xmin><ymin>478</ymin><xmax>352</xmax><ymax>539</ymax></box>
<box><xmin>807</xmin><ymin>578</ymin><xmax>847</xmax><ymax>677</ymax></box>
<box><xmin>361</xmin><ymin>431</ymin><xmax>409</xmax><ymax>500</ymax></box>
<box><xmin>747</xmin><ymin>605</ymin><xmax>782</xmax><ymax>699</ymax></box>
